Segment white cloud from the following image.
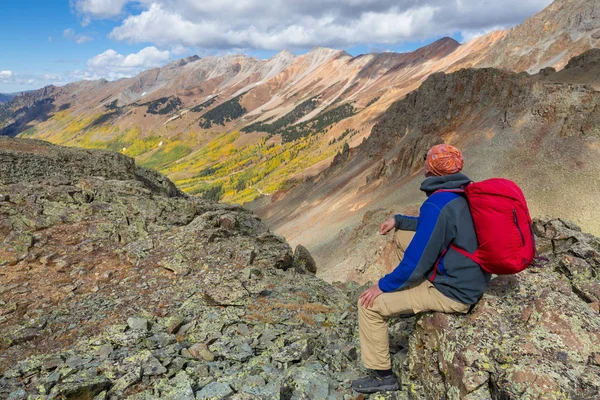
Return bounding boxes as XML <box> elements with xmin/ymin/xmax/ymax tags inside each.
<box><xmin>94</xmin><ymin>0</ymin><xmax>554</xmax><ymax>51</ymax></box>
<box><xmin>86</xmin><ymin>46</ymin><xmax>171</xmax><ymax>80</ymax></box>
<box><xmin>64</xmin><ymin>28</ymin><xmax>93</xmax><ymax>44</ymax></box>
<box><xmin>0</xmin><ymin>70</ymin><xmax>53</xmax><ymax>90</ymax></box>
<box><xmin>171</xmin><ymin>45</ymin><xmax>190</xmax><ymax>56</ymax></box>
<box><xmin>108</xmin><ymin>2</ymin><xmax>438</xmax><ymax>49</ymax></box>
<box><xmin>2</xmin><ymin>46</ymin><xmax>173</xmax><ymax>92</ymax></box>
<box><xmin>0</xmin><ymin>71</ymin><xmax>14</xmax><ymax>80</ymax></box>
<box><xmin>77</xmin><ymin>36</ymin><xmax>93</xmax><ymax>44</ymax></box>
<box><xmin>74</xmin><ymin>0</ymin><xmax>129</xmax><ymax>18</ymax></box>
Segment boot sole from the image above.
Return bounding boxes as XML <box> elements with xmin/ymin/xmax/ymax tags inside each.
<box><xmin>352</xmin><ymin>383</ymin><xmax>399</xmax><ymax>394</ymax></box>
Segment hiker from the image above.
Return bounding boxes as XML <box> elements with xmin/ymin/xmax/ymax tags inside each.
<box><xmin>352</xmin><ymin>144</ymin><xmax>491</xmax><ymax>394</ymax></box>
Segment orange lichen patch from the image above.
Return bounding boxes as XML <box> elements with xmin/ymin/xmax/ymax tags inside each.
<box><xmin>245</xmin><ymin>298</ymin><xmax>331</xmax><ymax>325</ymax></box>
<box><xmin>297</xmin><ymin>312</ymin><xmax>316</xmax><ymax>326</ymax></box>
<box><xmin>0</xmin><ymin>139</ymin><xmax>50</xmax><ymax>154</ymax></box>
<box><xmin>245</xmin><ymin>312</ymin><xmax>278</xmax><ymax>324</ymax></box>
<box><xmin>587</xmin><ymin>142</ymin><xmax>600</xmax><ymax>152</ymax></box>
<box><xmin>296</xmin><ymin>292</ymin><xmax>309</xmax><ymax>300</ymax></box>
<box><xmin>510</xmin><ymin>367</ymin><xmax>559</xmax><ymax>394</ymax></box>
<box><xmin>273</xmin><ymin>303</ymin><xmax>331</xmax><ymax>313</ymax></box>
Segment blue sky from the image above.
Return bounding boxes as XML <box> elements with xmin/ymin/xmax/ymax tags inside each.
<box><xmin>0</xmin><ymin>0</ymin><xmax>553</xmax><ymax>93</ymax></box>
<box><xmin>1</xmin><ymin>0</ymin><xmax>144</xmax><ymax>92</ymax></box>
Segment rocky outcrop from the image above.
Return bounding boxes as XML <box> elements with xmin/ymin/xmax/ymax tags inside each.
<box><xmin>361</xmin><ymin>57</ymin><xmax>600</xmax><ymax>179</ymax></box>
<box><xmin>402</xmin><ymin>218</ymin><xmax>600</xmax><ymax>399</ymax></box>
<box><xmin>0</xmin><ymin>138</ymin><xmax>365</xmax><ymax>399</ymax></box>
<box><xmin>1</xmin><ymin>138</ymin><xmax>599</xmax><ymax>399</ymax></box>
<box><xmin>293</xmin><ymin>245</ymin><xmax>318</xmax><ymax>274</ymax></box>
<box><xmin>0</xmin><ymin>137</ymin><xmax>181</xmax><ymax>197</ymax></box>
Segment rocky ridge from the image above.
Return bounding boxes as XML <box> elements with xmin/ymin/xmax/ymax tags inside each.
<box><xmin>474</xmin><ymin>0</ymin><xmax>600</xmax><ymax>73</ymax></box>
<box><xmin>1</xmin><ymin>138</ymin><xmax>600</xmax><ymax>399</ymax></box>
<box><xmin>407</xmin><ymin>218</ymin><xmax>600</xmax><ymax>399</ymax></box>
<box><xmin>360</xmin><ymin>49</ymin><xmax>600</xmax><ymax>178</ymax></box>
<box><xmin>0</xmin><ymin>94</ymin><xmax>16</xmax><ymax>104</ymax></box>
<box><xmin>0</xmin><ymin>138</ymin><xmax>366</xmax><ymax>399</ymax></box>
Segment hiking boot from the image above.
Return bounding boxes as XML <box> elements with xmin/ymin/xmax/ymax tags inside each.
<box><xmin>351</xmin><ymin>372</ymin><xmax>399</xmax><ymax>393</ymax></box>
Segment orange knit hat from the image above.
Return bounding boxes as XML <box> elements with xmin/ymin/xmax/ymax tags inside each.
<box><xmin>424</xmin><ymin>144</ymin><xmax>464</xmax><ymax>176</ymax></box>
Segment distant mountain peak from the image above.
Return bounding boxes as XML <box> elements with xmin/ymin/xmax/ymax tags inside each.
<box><xmin>402</xmin><ymin>36</ymin><xmax>461</xmax><ymax>61</ymax></box>
<box><xmin>437</xmin><ymin>37</ymin><xmax>460</xmax><ymax>45</ymax></box>
<box><xmin>419</xmin><ymin>37</ymin><xmax>461</xmax><ymax>52</ymax></box>
<box><xmin>273</xmin><ymin>49</ymin><xmax>295</xmax><ymax>58</ymax></box>
<box><xmin>307</xmin><ymin>47</ymin><xmax>343</xmax><ymax>56</ymax></box>
<box><xmin>476</xmin><ymin>0</ymin><xmax>599</xmax><ymax>72</ymax></box>
<box><xmin>299</xmin><ymin>47</ymin><xmax>351</xmax><ymax>64</ymax></box>
<box><xmin>165</xmin><ymin>55</ymin><xmax>201</xmax><ymax>69</ymax></box>
<box><xmin>269</xmin><ymin>50</ymin><xmax>296</xmax><ymax>63</ymax></box>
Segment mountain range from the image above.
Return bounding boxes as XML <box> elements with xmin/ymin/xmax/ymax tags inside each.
<box><xmin>0</xmin><ymin>94</ymin><xmax>16</xmax><ymax>103</ymax></box>
<box><xmin>0</xmin><ymin>0</ymin><xmax>599</xmax><ymax>281</ymax></box>
<box><xmin>1</xmin><ymin>1</ymin><xmax>600</xmax><ymax>396</ymax></box>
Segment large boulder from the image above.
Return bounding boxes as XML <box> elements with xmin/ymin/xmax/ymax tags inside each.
<box><xmin>294</xmin><ymin>244</ymin><xmax>318</xmax><ymax>274</ymax></box>
<box><xmin>401</xmin><ymin>218</ymin><xmax>600</xmax><ymax>399</ymax></box>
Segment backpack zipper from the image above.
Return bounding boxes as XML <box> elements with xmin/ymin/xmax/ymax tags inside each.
<box><xmin>513</xmin><ymin>209</ymin><xmax>525</xmax><ymax>246</ymax></box>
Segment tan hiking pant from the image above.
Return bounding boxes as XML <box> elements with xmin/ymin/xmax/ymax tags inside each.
<box><xmin>358</xmin><ymin>230</ymin><xmax>470</xmax><ymax>370</ymax></box>
<box><xmin>392</xmin><ymin>229</ymin><xmax>415</xmax><ymax>263</ymax></box>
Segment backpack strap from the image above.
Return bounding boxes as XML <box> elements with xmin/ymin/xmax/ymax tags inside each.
<box><xmin>435</xmin><ymin>189</ymin><xmax>465</xmax><ymax>193</ymax></box>
<box><xmin>433</xmin><ymin>189</ymin><xmax>466</xmax><ymax>199</ymax></box>
<box><xmin>429</xmin><ymin>184</ymin><xmax>481</xmax><ymax>283</ymax></box>
<box><xmin>429</xmin><ymin>247</ymin><xmax>449</xmax><ymax>282</ymax></box>
<box><xmin>430</xmin><ymin>243</ymin><xmax>485</xmax><ymax>282</ymax></box>
<box><xmin>433</xmin><ymin>186</ymin><xmax>483</xmax><ymax>266</ymax></box>
<box><xmin>429</xmin><ymin>244</ymin><xmax>484</xmax><ymax>281</ymax></box>
<box><xmin>450</xmin><ymin>244</ymin><xmax>482</xmax><ymax>265</ymax></box>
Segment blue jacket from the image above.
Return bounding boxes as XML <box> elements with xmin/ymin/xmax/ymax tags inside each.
<box><xmin>378</xmin><ymin>173</ymin><xmax>491</xmax><ymax>305</ymax></box>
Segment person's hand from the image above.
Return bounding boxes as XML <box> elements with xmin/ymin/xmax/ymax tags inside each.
<box><xmin>379</xmin><ymin>217</ymin><xmax>395</xmax><ymax>235</ymax></box>
<box><xmin>359</xmin><ymin>284</ymin><xmax>383</xmax><ymax>308</ymax></box>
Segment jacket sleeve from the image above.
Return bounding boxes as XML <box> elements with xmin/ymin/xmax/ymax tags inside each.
<box><xmin>379</xmin><ymin>200</ymin><xmax>455</xmax><ymax>292</ymax></box>
<box><xmin>394</xmin><ymin>214</ymin><xmax>418</xmax><ymax>231</ymax></box>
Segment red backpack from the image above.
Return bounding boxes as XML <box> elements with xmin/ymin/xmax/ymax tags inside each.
<box><xmin>442</xmin><ymin>178</ymin><xmax>536</xmax><ymax>274</ymax></box>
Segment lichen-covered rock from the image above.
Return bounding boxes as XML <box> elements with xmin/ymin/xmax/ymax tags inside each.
<box><xmin>0</xmin><ymin>138</ymin><xmax>364</xmax><ymax>399</ymax></box>
<box><xmin>294</xmin><ymin>244</ymin><xmax>318</xmax><ymax>274</ymax></box>
<box><xmin>50</xmin><ymin>376</ymin><xmax>111</xmax><ymax>399</ymax></box>
<box><xmin>195</xmin><ymin>382</ymin><xmax>233</xmax><ymax>400</ymax></box>
<box><xmin>127</xmin><ymin>317</ymin><xmax>149</xmax><ymax>331</ymax></box>
<box><xmin>403</xmin><ymin>218</ymin><xmax>600</xmax><ymax>399</ymax></box>
<box><xmin>2</xmin><ymin>139</ymin><xmax>600</xmax><ymax>399</ymax></box>
<box><xmin>0</xmin><ymin>137</ymin><xmax>181</xmax><ymax>197</ymax></box>
<box><xmin>280</xmin><ymin>363</ymin><xmax>332</xmax><ymax>400</ymax></box>
<box><xmin>272</xmin><ymin>338</ymin><xmax>313</xmax><ymax>363</ymax></box>
<box><xmin>156</xmin><ymin>371</ymin><xmax>195</xmax><ymax>400</ymax></box>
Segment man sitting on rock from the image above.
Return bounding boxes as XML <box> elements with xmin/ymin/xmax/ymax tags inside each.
<box><xmin>352</xmin><ymin>144</ymin><xmax>491</xmax><ymax>394</ymax></box>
